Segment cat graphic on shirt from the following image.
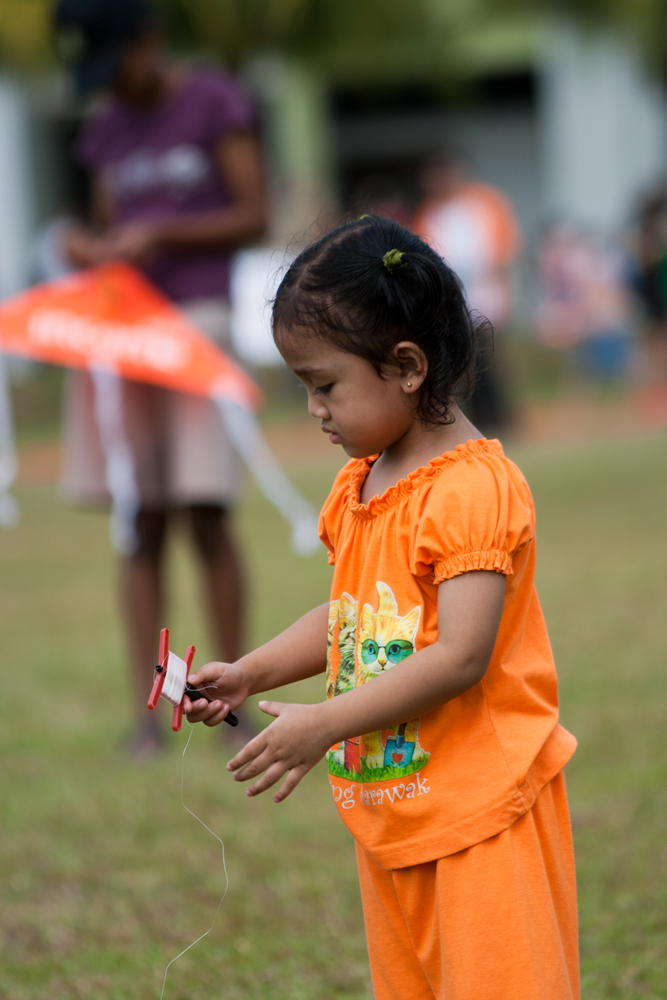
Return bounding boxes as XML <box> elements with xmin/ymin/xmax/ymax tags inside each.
<box><xmin>327</xmin><ymin>582</ymin><xmax>430</xmax><ymax>781</ymax></box>
<box><xmin>358</xmin><ymin>583</ymin><xmax>429</xmax><ymax>773</ymax></box>
<box><xmin>327</xmin><ymin>593</ymin><xmax>357</xmax><ymax>699</ymax></box>
<box><xmin>327</xmin><ymin>594</ymin><xmax>358</xmax><ymax>772</ymax></box>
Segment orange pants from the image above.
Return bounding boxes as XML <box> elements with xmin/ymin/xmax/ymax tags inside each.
<box><xmin>356</xmin><ymin>771</ymin><xmax>579</xmax><ymax>1000</ymax></box>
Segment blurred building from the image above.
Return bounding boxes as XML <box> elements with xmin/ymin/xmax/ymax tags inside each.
<box><xmin>0</xmin><ymin>17</ymin><xmax>666</xmax><ymax>323</ymax></box>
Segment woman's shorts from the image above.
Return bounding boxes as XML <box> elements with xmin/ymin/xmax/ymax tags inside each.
<box><xmin>61</xmin><ymin>297</ymin><xmax>242</xmax><ymax>510</ymax></box>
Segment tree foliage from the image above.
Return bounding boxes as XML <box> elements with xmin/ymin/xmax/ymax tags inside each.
<box><xmin>154</xmin><ymin>0</ymin><xmax>667</xmax><ymax>76</ymax></box>
<box><xmin>495</xmin><ymin>0</ymin><xmax>667</xmax><ymax>69</ymax></box>
<box><xmin>154</xmin><ymin>0</ymin><xmax>439</xmax><ymax>76</ymax></box>
<box><xmin>0</xmin><ymin>0</ymin><xmax>665</xmax><ymax>76</ymax></box>
<box><xmin>0</xmin><ymin>0</ymin><xmax>53</xmax><ymax>70</ymax></box>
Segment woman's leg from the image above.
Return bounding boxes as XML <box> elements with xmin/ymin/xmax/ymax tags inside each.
<box><xmin>119</xmin><ymin>508</ymin><xmax>168</xmax><ymax>754</ymax></box>
<box><xmin>188</xmin><ymin>504</ymin><xmax>244</xmax><ymax>663</ymax></box>
<box><xmin>188</xmin><ymin>504</ymin><xmax>256</xmax><ymax>740</ymax></box>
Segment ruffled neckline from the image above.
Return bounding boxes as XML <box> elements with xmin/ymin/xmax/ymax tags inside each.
<box><xmin>346</xmin><ymin>438</ymin><xmax>503</xmax><ymax>520</ymax></box>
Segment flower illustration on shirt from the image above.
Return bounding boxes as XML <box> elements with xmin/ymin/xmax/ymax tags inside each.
<box><xmin>327</xmin><ymin>582</ymin><xmax>430</xmax><ymax>783</ymax></box>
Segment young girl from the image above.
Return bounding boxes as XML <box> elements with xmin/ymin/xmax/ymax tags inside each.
<box><xmin>185</xmin><ymin>216</ymin><xmax>580</xmax><ymax>999</ymax></box>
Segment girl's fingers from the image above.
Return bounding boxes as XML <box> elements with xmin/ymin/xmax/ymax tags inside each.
<box><xmin>187</xmin><ymin>664</ymin><xmax>220</xmax><ymax>688</ymax></box>
<box><xmin>184</xmin><ymin>695</ymin><xmax>212</xmax><ymax>713</ymax></box>
<box><xmin>186</xmin><ymin>699</ymin><xmax>223</xmax><ymax>723</ymax></box>
<box><xmin>232</xmin><ymin>748</ymin><xmax>276</xmax><ymax>782</ymax></box>
<box><xmin>273</xmin><ymin>764</ymin><xmax>309</xmax><ymax>803</ymax></box>
<box><xmin>245</xmin><ymin>761</ymin><xmax>289</xmax><ymax>797</ymax></box>
<box><xmin>227</xmin><ymin>736</ymin><xmax>266</xmax><ymax>772</ymax></box>
<box><xmin>257</xmin><ymin>700</ymin><xmax>284</xmax><ymax>718</ymax></box>
<box><xmin>203</xmin><ymin>705</ymin><xmax>232</xmax><ymax>727</ymax></box>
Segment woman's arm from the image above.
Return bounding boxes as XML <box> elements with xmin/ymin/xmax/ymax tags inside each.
<box><xmin>61</xmin><ymin>175</ymin><xmax>118</xmax><ymax>267</ymax></box>
<box><xmin>184</xmin><ymin>602</ymin><xmax>330</xmax><ymax>726</ymax></box>
<box><xmin>228</xmin><ymin>571</ymin><xmax>506</xmax><ymax>801</ymax></box>
<box><xmin>63</xmin><ymin>132</ymin><xmax>267</xmax><ymax>267</ymax></box>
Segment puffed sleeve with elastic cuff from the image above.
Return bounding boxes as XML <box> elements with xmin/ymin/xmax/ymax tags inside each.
<box><xmin>409</xmin><ymin>447</ymin><xmax>534</xmax><ymax>584</ymax></box>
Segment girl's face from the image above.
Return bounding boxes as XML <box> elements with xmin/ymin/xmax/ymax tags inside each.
<box><xmin>278</xmin><ymin>331</ymin><xmax>422</xmax><ymax>459</ymax></box>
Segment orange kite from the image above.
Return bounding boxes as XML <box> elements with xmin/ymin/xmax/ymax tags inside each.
<box><xmin>0</xmin><ymin>261</ymin><xmax>262</xmax><ymax>407</ymax></box>
<box><xmin>0</xmin><ymin>263</ymin><xmax>318</xmax><ymax>554</ymax></box>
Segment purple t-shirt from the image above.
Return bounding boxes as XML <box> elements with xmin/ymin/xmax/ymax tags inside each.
<box><xmin>77</xmin><ymin>71</ymin><xmax>256</xmax><ymax>302</ymax></box>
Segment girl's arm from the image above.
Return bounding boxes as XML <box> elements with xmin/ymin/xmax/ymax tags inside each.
<box><xmin>184</xmin><ymin>603</ymin><xmax>330</xmax><ymax>726</ymax></box>
<box><xmin>228</xmin><ymin>571</ymin><xmax>506</xmax><ymax>801</ymax></box>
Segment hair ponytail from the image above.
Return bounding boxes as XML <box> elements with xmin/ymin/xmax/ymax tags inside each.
<box><xmin>273</xmin><ymin>215</ymin><xmax>487</xmax><ymax>425</ymax></box>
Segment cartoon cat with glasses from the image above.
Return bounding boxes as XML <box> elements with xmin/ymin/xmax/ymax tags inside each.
<box><xmin>358</xmin><ymin>582</ymin><xmax>429</xmax><ymax>772</ymax></box>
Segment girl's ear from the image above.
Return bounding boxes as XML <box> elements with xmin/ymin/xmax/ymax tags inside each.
<box><xmin>392</xmin><ymin>341</ymin><xmax>428</xmax><ymax>395</ymax></box>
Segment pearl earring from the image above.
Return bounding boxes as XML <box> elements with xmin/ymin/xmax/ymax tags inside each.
<box><xmin>406</xmin><ymin>381</ymin><xmax>412</xmax><ymax>387</ymax></box>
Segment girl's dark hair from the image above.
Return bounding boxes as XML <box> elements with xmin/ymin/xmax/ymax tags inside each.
<box><xmin>273</xmin><ymin>215</ymin><xmax>489</xmax><ymax>425</ymax></box>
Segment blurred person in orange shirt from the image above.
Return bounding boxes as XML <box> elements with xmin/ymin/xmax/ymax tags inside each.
<box><xmin>413</xmin><ymin>152</ymin><xmax>522</xmax><ymax>431</ymax></box>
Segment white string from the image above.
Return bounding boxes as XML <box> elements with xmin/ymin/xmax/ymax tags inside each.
<box><xmin>159</xmin><ymin>721</ymin><xmax>229</xmax><ymax>1000</ymax></box>
<box><xmin>0</xmin><ymin>351</ymin><xmax>20</xmax><ymax>527</ymax></box>
<box><xmin>212</xmin><ymin>392</ymin><xmax>320</xmax><ymax>556</ymax></box>
<box><xmin>88</xmin><ymin>361</ymin><xmax>140</xmax><ymax>556</ymax></box>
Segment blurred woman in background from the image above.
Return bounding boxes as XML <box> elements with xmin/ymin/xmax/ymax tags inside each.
<box><xmin>55</xmin><ymin>0</ymin><xmax>267</xmax><ymax>754</ymax></box>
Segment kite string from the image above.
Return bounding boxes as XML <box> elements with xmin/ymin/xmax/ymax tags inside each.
<box><xmin>159</xmin><ymin>721</ymin><xmax>230</xmax><ymax>1000</ymax></box>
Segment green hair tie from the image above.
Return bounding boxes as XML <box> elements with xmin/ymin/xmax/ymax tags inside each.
<box><xmin>383</xmin><ymin>249</ymin><xmax>405</xmax><ymax>274</ymax></box>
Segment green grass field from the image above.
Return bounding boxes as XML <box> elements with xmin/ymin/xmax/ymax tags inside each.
<box><xmin>1</xmin><ymin>433</ymin><xmax>666</xmax><ymax>999</ymax></box>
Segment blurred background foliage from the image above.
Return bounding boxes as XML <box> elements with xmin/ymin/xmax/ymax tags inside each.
<box><xmin>1</xmin><ymin>0</ymin><xmax>666</xmax><ymax>79</ymax></box>
<box><xmin>0</xmin><ymin>0</ymin><xmax>53</xmax><ymax>70</ymax></box>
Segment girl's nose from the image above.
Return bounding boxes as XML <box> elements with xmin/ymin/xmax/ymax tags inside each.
<box><xmin>308</xmin><ymin>394</ymin><xmax>329</xmax><ymax>419</ymax></box>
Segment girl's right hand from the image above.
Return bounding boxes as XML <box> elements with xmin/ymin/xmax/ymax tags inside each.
<box><xmin>184</xmin><ymin>661</ymin><xmax>251</xmax><ymax>727</ymax></box>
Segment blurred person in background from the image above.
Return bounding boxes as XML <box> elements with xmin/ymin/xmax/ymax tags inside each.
<box><xmin>351</xmin><ymin>174</ymin><xmax>413</xmax><ymax>229</ymax></box>
<box><xmin>54</xmin><ymin>0</ymin><xmax>267</xmax><ymax>755</ymax></box>
<box><xmin>635</xmin><ymin>187</ymin><xmax>667</xmax><ymax>332</ymax></box>
<box><xmin>634</xmin><ymin>188</ymin><xmax>667</xmax><ymax>394</ymax></box>
<box><xmin>413</xmin><ymin>151</ymin><xmax>522</xmax><ymax>433</ymax></box>
<box><xmin>536</xmin><ymin>226</ymin><xmax>631</xmax><ymax>382</ymax></box>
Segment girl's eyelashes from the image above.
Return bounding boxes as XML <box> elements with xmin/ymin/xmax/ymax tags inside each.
<box><xmin>313</xmin><ymin>383</ymin><xmax>334</xmax><ymax>395</ymax></box>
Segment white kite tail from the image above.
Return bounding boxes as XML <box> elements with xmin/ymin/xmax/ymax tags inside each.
<box><xmin>0</xmin><ymin>352</ymin><xmax>20</xmax><ymax>527</ymax></box>
<box><xmin>213</xmin><ymin>393</ymin><xmax>320</xmax><ymax>556</ymax></box>
<box><xmin>89</xmin><ymin>362</ymin><xmax>140</xmax><ymax>556</ymax></box>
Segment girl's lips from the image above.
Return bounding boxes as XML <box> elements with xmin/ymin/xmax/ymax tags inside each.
<box><xmin>322</xmin><ymin>425</ymin><xmax>342</xmax><ymax>444</ymax></box>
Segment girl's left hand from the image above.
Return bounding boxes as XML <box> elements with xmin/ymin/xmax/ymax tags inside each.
<box><xmin>227</xmin><ymin>701</ymin><xmax>331</xmax><ymax>802</ymax></box>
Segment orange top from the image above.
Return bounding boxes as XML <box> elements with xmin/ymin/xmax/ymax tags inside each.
<box><xmin>320</xmin><ymin>438</ymin><xmax>576</xmax><ymax>869</ymax></box>
<box><xmin>413</xmin><ymin>182</ymin><xmax>522</xmax><ymax>269</ymax></box>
